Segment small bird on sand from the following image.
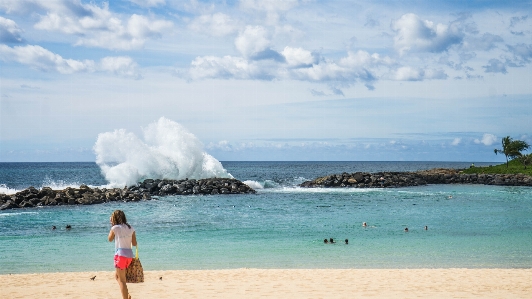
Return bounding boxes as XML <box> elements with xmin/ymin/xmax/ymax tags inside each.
<box><xmin>159</xmin><ymin>276</ymin><xmax>162</xmax><ymax>280</ymax></box>
<box><xmin>90</xmin><ymin>276</ymin><xmax>96</xmax><ymax>281</ymax></box>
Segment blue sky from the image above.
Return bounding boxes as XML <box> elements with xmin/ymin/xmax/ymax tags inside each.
<box><xmin>0</xmin><ymin>0</ymin><xmax>531</xmax><ymax>162</ymax></box>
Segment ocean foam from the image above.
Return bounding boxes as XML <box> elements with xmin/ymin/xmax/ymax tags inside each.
<box><xmin>41</xmin><ymin>178</ymin><xmax>83</xmax><ymax>190</ymax></box>
<box><xmin>0</xmin><ymin>184</ymin><xmax>19</xmax><ymax>195</ymax></box>
<box><xmin>243</xmin><ymin>180</ymin><xmax>264</xmax><ymax>189</ymax></box>
<box><xmin>243</xmin><ymin>180</ymin><xmax>282</xmax><ymax>189</ymax></box>
<box><xmin>94</xmin><ymin>117</ymin><xmax>232</xmax><ymax>187</ymax></box>
<box><xmin>263</xmin><ymin>186</ymin><xmax>385</xmax><ymax>194</ymax></box>
<box><xmin>0</xmin><ymin>211</ymin><xmax>39</xmax><ymax>217</ymax></box>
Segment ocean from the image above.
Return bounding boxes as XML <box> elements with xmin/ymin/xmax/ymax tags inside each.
<box><xmin>1</xmin><ymin>161</ymin><xmax>531</xmax><ymax>274</ymax></box>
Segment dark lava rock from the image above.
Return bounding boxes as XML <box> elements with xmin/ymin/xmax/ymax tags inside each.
<box><xmin>300</xmin><ymin>168</ymin><xmax>532</xmax><ymax>189</ymax></box>
<box><xmin>0</xmin><ymin>177</ymin><xmax>256</xmax><ymax>210</ymax></box>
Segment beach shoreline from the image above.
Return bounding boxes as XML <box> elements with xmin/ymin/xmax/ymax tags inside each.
<box><xmin>2</xmin><ymin>268</ymin><xmax>531</xmax><ymax>298</ymax></box>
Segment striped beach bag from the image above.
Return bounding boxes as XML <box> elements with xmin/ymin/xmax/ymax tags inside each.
<box><xmin>126</xmin><ymin>246</ymin><xmax>144</xmax><ymax>283</ymax></box>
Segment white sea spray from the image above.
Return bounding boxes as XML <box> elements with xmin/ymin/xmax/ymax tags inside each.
<box><xmin>243</xmin><ymin>180</ymin><xmax>264</xmax><ymax>189</ymax></box>
<box><xmin>0</xmin><ymin>183</ymin><xmax>18</xmax><ymax>195</ymax></box>
<box><xmin>94</xmin><ymin>117</ymin><xmax>232</xmax><ymax>187</ymax></box>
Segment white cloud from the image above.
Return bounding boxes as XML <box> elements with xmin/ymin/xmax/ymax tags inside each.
<box><xmin>393</xmin><ymin>66</ymin><xmax>423</xmax><ymax>81</ymax></box>
<box><xmin>99</xmin><ymin>56</ymin><xmax>140</xmax><ymax>79</ymax></box>
<box><xmin>0</xmin><ymin>16</ymin><xmax>23</xmax><ymax>42</ymax></box>
<box><xmin>462</xmin><ymin>33</ymin><xmax>503</xmax><ymax>51</ymax></box>
<box><xmin>189</xmin><ymin>13</ymin><xmax>238</xmax><ymax>37</ymax></box>
<box><xmin>33</xmin><ymin>2</ymin><xmax>117</xmax><ymax>34</ymax></box>
<box><xmin>240</xmin><ymin>0</ymin><xmax>299</xmax><ymax>12</ymax></box>
<box><xmin>339</xmin><ymin>51</ymin><xmax>393</xmax><ymax>68</ymax></box>
<box><xmin>7</xmin><ymin>1</ymin><xmax>173</xmax><ymax>50</ymax></box>
<box><xmin>424</xmin><ymin>69</ymin><xmax>448</xmax><ymax>79</ymax></box>
<box><xmin>0</xmin><ymin>44</ymin><xmax>95</xmax><ymax>74</ymax></box>
<box><xmin>0</xmin><ymin>0</ymin><xmax>48</xmax><ymax>14</ymax></box>
<box><xmin>235</xmin><ymin>25</ymin><xmax>271</xmax><ymax>58</ymax></box>
<box><xmin>287</xmin><ymin>50</ymin><xmax>393</xmax><ymax>85</ymax></box>
<box><xmin>76</xmin><ymin>14</ymin><xmax>172</xmax><ymax>50</ymax></box>
<box><xmin>0</xmin><ymin>44</ymin><xmax>140</xmax><ymax>78</ymax></box>
<box><xmin>206</xmin><ymin>140</ymin><xmax>233</xmax><ymax>151</ymax></box>
<box><xmin>483</xmin><ymin>59</ymin><xmax>507</xmax><ymax>74</ymax></box>
<box><xmin>451</xmin><ymin>138</ymin><xmax>461</xmax><ymax>146</ymax></box>
<box><xmin>389</xmin><ymin>66</ymin><xmax>447</xmax><ymax>81</ymax></box>
<box><xmin>392</xmin><ymin>13</ymin><xmax>463</xmax><ymax>55</ymax></box>
<box><xmin>290</xmin><ymin>59</ymin><xmax>361</xmax><ymax>82</ymax></box>
<box><xmin>474</xmin><ymin>133</ymin><xmax>497</xmax><ymax>146</ymax></box>
<box><xmin>281</xmin><ymin>46</ymin><xmax>316</xmax><ymax>67</ymax></box>
<box><xmin>507</xmin><ymin>43</ymin><xmax>532</xmax><ymax>65</ymax></box>
<box><xmin>127</xmin><ymin>14</ymin><xmax>171</xmax><ymax>39</ymax></box>
<box><xmin>240</xmin><ymin>0</ymin><xmax>299</xmax><ymax>24</ymax></box>
<box><xmin>187</xmin><ymin>49</ymin><xmax>395</xmax><ymax>90</ymax></box>
<box><xmin>129</xmin><ymin>0</ymin><xmax>165</xmax><ymax>7</ymax></box>
<box><xmin>189</xmin><ymin>55</ymin><xmax>256</xmax><ymax>80</ymax></box>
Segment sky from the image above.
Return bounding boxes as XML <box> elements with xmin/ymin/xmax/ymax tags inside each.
<box><xmin>0</xmin><ymin>0</ymin><xmax>531</xmax><ymax>162</ymax></box>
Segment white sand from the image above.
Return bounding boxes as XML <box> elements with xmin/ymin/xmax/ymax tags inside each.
<box><xmin>2</xmin><ymin>269</ymin><xmax>531</xmax><ymax>299</ymax></box>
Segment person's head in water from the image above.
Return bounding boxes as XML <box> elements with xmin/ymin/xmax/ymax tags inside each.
<box><xmin>329</xmin><ymin>238</ymin><xmax>335</xmax><ymax>243</ymax></box>
<box><xmin>324</xmin><ymin>238</ymin><xmax>328</xmax><ymax>244</ymax></box>
<box><xmin>363</xmin><ymin>222</ymin><xmax>367</xmax><ymax>227</ymax></box>
<box><xmin>65</xmin><ymin>225</ymin><xmax>71</xmax><ymax>229</ymax></box>
<box><xmin>424</xmin><ymin>226</ymin><xmax>428</xmax><ymax>230</ymax></box>
<box><xmin>404</xmin><ymin>227</ymin><xmax>408</xmax><ymax>232</ymax></box>
<box><xmin>110</xmin><ymin>210</ymin><xmax>131</xmax><ymax>229</ymax></box>
<box><xmin>345</xmin><ymin>239</ymin><xmax>348</xmax><ymax>245</ymax></box>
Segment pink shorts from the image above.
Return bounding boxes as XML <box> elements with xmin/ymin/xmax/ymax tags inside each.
<box><xmin>114</xmin><ymin>255</ymin><xmax>133</xmax><ymax>270</ymax></box>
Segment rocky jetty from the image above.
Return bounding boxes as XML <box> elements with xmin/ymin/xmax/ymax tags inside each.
<box><xmin>0</xmin><ymin>178</ymin><xmax>256</xmax><ymax>211</ymax></box>
<box><xmin>299</xmin><ymin>168</ymin><xmax>532</xmax><ymax>188</ymax></box>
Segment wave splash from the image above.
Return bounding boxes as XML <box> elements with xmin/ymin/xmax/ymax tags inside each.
<box><xmin>94</xmin><ymin>117</ymin><xmax>232</xmax><ymax>187</ymax></box>
<box><xmin>0</xmin><ymin>184</ymin><xmax>18</xmax><ymax>195</ymax></box>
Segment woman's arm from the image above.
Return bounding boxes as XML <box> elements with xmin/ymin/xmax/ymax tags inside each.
<box><xmin>108</xmin><ymin>229</ymin><xmax>115</xmax><ymax>242</ymax></box>
<box><xmin>132</xmin><ymin>231</ymin><xmax>137</xmax><ymax>246</ymax></box>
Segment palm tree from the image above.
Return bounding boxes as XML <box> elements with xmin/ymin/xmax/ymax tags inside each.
<box><xmin>494</xmin><ymin>136</ymin><xmax>530</xmax><ymax>168</ymax></box>
<box><xmin>518</xmin><ymin>153</ymin><xmax>532</xmax><ymax>169</ymax></box>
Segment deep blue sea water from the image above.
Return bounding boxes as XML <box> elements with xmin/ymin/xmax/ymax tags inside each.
<box><xmin>1</xmin><ymin>161</ymin><xmax>531</xmax><ymax>274</ymax></box>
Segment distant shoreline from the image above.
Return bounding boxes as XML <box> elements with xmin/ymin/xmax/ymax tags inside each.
<box><xmin>300</xmin><ymin>168</ymin><xmax>532</xmax><ymax>188</ymax></box>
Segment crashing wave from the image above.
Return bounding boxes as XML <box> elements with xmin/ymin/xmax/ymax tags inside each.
<box><xmin>94</xmin><ymin>117</ymin><xmax>232</xmax><ymax>187</ymax></box>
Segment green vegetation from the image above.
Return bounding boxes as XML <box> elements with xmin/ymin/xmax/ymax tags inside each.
<box><xmin>463</xmin><ymin>159</ymin><xmax>532</xmax><ymax>176</ymax></box>
<box><xmin>493</xmin><ymin>136</ymin><xmax>530</xmax><ymax>168</ymax></box>
<box><xmin>517</xmin><ymin>153</ymin><xmax>532</xmax><ymax>169</ymax></box>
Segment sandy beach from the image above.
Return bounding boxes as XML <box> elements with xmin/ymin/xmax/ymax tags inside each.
<box><xmin>2</xmin><ymin>268</ymin><xmax>531</xmax><ymax>299</ymax></box>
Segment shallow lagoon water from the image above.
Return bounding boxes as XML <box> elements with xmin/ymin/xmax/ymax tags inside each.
<box><xmin>1</xmin><ymin>162</ymin><xmax>531</xmax><ymax>274</ymax></box>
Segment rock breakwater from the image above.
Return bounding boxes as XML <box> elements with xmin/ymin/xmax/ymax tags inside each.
<box><xmin>299</xmin><ymin>168</ymin><xmax>532</xmax><ymax>188</ymax></box>
<box><xmin>0</xmin><ymin>178</ymin><xmax>256</xmax><ymax>211</ymax></box>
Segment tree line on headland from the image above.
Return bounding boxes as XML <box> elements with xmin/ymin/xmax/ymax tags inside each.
<box><xmin>493</xmin><ymin>136</ymin><xmax>530</xmax><ymax>170</ymax></box>
<box><xmin>300</xmin><ymin>136</ymin><xmax>532</xmax><ymax>189</ymax></box>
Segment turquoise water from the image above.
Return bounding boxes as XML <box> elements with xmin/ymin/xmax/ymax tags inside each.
<box><xmin>1</xmin><ymin>162</ymin><xmax>531</xmax><ymax>274</ymax></box>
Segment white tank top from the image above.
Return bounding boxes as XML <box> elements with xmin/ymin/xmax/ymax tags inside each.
<box><xmin>111</xmin><ymin>224</ymin><xmax>135</xmax><ymax>258</ymax></box>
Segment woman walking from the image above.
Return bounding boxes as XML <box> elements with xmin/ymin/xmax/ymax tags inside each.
<box><xmin>108</xmin><ymin>210</ymin><xmax>137</xmax><ymax>299</ymax></box>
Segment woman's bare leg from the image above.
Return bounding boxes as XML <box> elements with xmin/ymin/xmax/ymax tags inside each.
<box><xmin>115</xmin><ymin>268</ymin><xmax>130</xmax><ymax>299</ymax></box>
